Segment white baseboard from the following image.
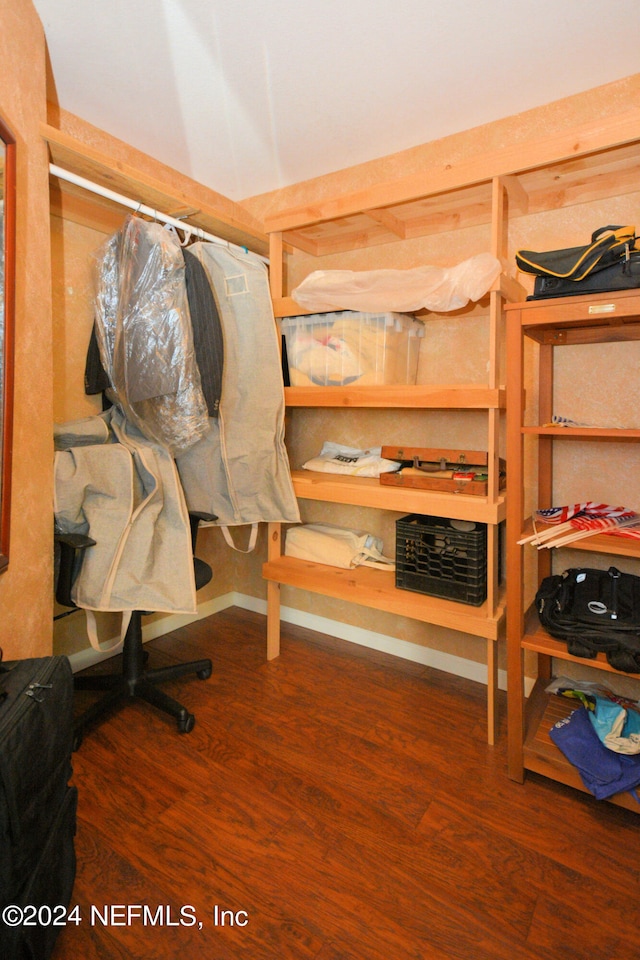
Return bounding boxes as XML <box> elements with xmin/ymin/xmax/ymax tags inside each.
<box><xmin>275</xmin><ymin>601</ymin><xmax>508</xmax><ymax>692</ymax></box>
<box><xmin>66</xmin><ymin>593</ymin><xmax>236</xmax><ymax>674</ymax></box>
<box><xmin>237</xmin><ymin>593</ymin><xmax>509</xmax><ymax>692</ymax></box>
<box><xmin>67</xmin><ymin>591</ymin><xmax>534</xmax><ymax>695</ymax></box>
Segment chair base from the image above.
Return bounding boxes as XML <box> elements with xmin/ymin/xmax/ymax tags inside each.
<box><xmin>73</xmin><ymin>611</ymin><xmax>212</xmax><ymax>749</ymax></box>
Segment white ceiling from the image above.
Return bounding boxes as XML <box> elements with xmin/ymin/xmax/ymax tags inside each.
<box><xmin>33</xmin><ymin>0</ymin><xmax>640</xmax><ymax>202</ymax></box>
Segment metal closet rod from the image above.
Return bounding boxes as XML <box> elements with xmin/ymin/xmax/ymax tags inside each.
<box><xmin>49</xmin><ymin>163</ymin><xmax>269</xmax><ymax>264</ymax></box>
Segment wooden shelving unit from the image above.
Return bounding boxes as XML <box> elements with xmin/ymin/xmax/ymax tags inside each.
<box><xmin>264</xmin><ymin>193</ymin><xmax>517</xmax><ymax>747</ymax></box>
<box><xmin>262</xmin><ymin>112</ymin><xmax>640</xmax><ymax>747</ymax></box>
<box><xmin>506</xmin><ymin>288</ymin><xmax>640</xmax><ymax>811</ymax></box>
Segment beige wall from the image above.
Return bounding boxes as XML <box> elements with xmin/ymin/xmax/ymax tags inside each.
<box><xmin>0</xmin><ymin>0</ymin><xmax>53</xmax><ymax>658</ymax></box>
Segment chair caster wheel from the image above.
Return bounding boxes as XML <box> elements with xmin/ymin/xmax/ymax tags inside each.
<box><xmin>178</xmin><ymin>713</ymin><xmax>195</xmax><ymax>734</ymax></box>
<box><xmin>197</xmin><ymin>665</ymin><xmax>212</xmax><ymax>680</ymax></box>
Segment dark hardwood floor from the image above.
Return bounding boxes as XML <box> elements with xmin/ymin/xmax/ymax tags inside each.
<box><xmin>52</xmin><ymin>606</ymin><xmax>640</xmax><ymax>960</ymax></box>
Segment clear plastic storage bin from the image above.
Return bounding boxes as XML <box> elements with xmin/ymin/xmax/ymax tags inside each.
<box><xmin>281</xmin><ymin>311</ymin><xmax>424</xmax><ymax>386</ymax></box>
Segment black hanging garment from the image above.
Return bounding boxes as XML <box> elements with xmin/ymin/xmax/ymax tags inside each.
<box><xmin>183</xmin><ymin>248</ymin><xmax>224</xmax><ymax>418</ymax></box>
<box><xmin>84</xmin><ymin>325</ymin><xmax>112</xmax><ymax>410</ymax></box>
<box><xmin>0</xmin><ymin>657</ymin><xmax>77</xmax><ymax>960</ymax></box>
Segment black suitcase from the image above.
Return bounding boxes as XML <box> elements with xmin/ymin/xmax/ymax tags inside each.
<box><xmin>0</xmin><ymin>657</ymin><xmax>77</xmax><ymax>960</ymax></box>
<box><xmin>527</xmin><ymin>251</ymin><xmax>640</xmax><ymax>300</ymax></box>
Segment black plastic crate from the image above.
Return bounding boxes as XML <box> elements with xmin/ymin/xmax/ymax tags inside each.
<box><xmin>395</xmin><ymin>514</ymin><xmax>487</xmax><ymax>606</ymax></box>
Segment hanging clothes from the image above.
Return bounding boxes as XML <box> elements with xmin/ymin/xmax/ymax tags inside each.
<box><xmin>85</xmin><ymin>245</ymin><xmax>225</xmax><ymax>419</ymax></box>
<box><xmin>183</xmin><ymin>248</ymin><xmax>224</xmax><ymax>418</ymax></box>
<box><xmin>92</xmin><ymin>215</ymin><xmax>210</xmax><ymax>456</ymax></box>
<box><xmin>176</xmin><ymin>243</ymin><xmax>300</xmax><ymax>538</ymax></box>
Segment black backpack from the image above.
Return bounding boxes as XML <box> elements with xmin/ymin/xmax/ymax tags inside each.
<box><xmin>535</xmin><ymin>566</ymin><xmax>640</xmax><ymax>673</ymax></box>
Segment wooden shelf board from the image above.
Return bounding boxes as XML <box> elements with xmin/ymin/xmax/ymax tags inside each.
<box><xmin>561</xmin><ymin>531</ymin><xmax>640</xmax><ymax>558</ymax></box>
<box><xmin>522</xmin><ymin>608</ymin><xmax>640</xmax><ymax>678</ymax></box>
<box><xmin>517</xmin><ymin>141</ymin><xmax>640</xmax><ymax>216</ymax></box>
<box><xmin>278</xmin><ymin>181</ymin><xmax>495</xmax><ymax>254</ymax></box>
<box><xmin>523</xmin><ymin>681</ymin><xmax>640</xmax><ymax>813</ymax></box>
<box><xmin>518</xmin><ymin>518</ymin><xmax>640</xmax><ymax>559</ymax></box>
<box><xmin>263</xmin><ymin>556</ymin><xmax>505</xmax><ymax>640</ymax></box>
<box><xmin>524</xmin><ymin>320</ymin><xmax>640</xmax><ymax>347</ymax></box>
<box><xmin>264</xmin><ymin>113</ymin><xmax>640</xmax><ymax>236</ymax></box>
<box><xmin>43</xmin><ymin>122</ymin><xmax>269</xmax><ymax>256</ymax></box>
<box><xmin>284</xmin><ymin>384</ymin><xmax>505</xmax><ymax>409</ymax></box>
<box><xmin>522</xmin><ymin>426</ymin><xmax>640</xmax><ymax>441</ymax></box>
<box><xmin>273</xmin><ymin>297</ymin><xmax>313</xmax><ymax>318</ymax></box>
<box><xmin>272</xmin><ymin>273</ymin><xmax>524</xmax><ymax>318</ymax></box>
<box><xmin>292</xmin><ymin>470</ymin><xmax>506</xmax><ymax>523</ymax></box>
<box><xmin>506</xmin><ymin>289</ymin><xmax>640</xmax><ymax>333</ymax></box>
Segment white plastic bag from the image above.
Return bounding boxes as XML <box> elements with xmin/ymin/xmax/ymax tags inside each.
<box><xmin>302</xmin><ymin>441</ymin><xmax>401</xmax><ymax>478</ymax></box>
<box><xmin>291</xmin><ymin>254</ymin><xmax>501</xmax><ymax>314</ymax></box>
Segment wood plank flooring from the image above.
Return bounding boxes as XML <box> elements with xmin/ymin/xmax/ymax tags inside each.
<box><xmin>52</xmin><ymin>607</ymin><xmax>640</xmax><ymax>960</ymax></box>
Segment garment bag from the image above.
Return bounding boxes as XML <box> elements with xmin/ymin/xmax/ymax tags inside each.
<box><xmin>93</xmin><ymin>215</ymin><xmax>210</xmax><ymax>457</ymax></box>
<box><xmin>177</xmin><ymin>244</ymin><xmax>300</xmax><ymax>543</ymax></box>
<box><xmin>54</xmin><ymin>408</ymin><xmax>197</xmax><ymax>651</ymax></box>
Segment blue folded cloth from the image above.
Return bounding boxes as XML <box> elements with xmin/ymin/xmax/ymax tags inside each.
<box><xmin>588</xmin><ymin>695</ymin><xmax>640</xmax><ymax>754</ymax></box>
<box><xmin>549</xmin><ymin>706</ymin><xmax>640</xmax><ymax>800</ymax></box>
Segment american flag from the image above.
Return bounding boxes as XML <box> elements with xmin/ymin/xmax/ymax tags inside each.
<box><xmin>570</xmin><ymin>513</ymin><xmax>638</xmax><ymax>532</ymax></box>
<box><xmin>529</xmin><ymin>502</ymin><xmax>640</xmax><ymax>548</ymax></box>
<box><xmin>612</xmin><ymin>522</ymin><xmax>640</xmax><ymax>540</ymax></box>
<box><xmin>535</xmin><ymin>502</ymin><xmax>636</xmax><ymax>525</ymax></box>
<box><xmin>535</xmin><ymin>503</ymin><xmax>590</xmax><ymax>524</ymax></box>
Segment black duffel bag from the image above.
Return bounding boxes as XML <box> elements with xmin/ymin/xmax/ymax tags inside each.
<box><xmin>0</xmin><ymin>656</ymin><xmax>77</xmax><ymax>959</ymax></box>
<box><xmin>535</xmin><ymin>566</ymin><xmax>640</xmax><ymax>672</ymax></box>
<box><xmin>516</xmin><ymin>225</ymin><xmax>636</xmax><ymax>281</ymax></box>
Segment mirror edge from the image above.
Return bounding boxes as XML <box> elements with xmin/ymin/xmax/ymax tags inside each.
<box><xmin>0</xmin><ymin>114</ymin><xmax>16</xmax><ymax>573</ymax></box>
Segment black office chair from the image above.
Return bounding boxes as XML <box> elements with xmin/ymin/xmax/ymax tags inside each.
<box><xmin>55</xmin><ymin>512</ymin><xmax>214</xmax><ymax>748</ymax></box>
